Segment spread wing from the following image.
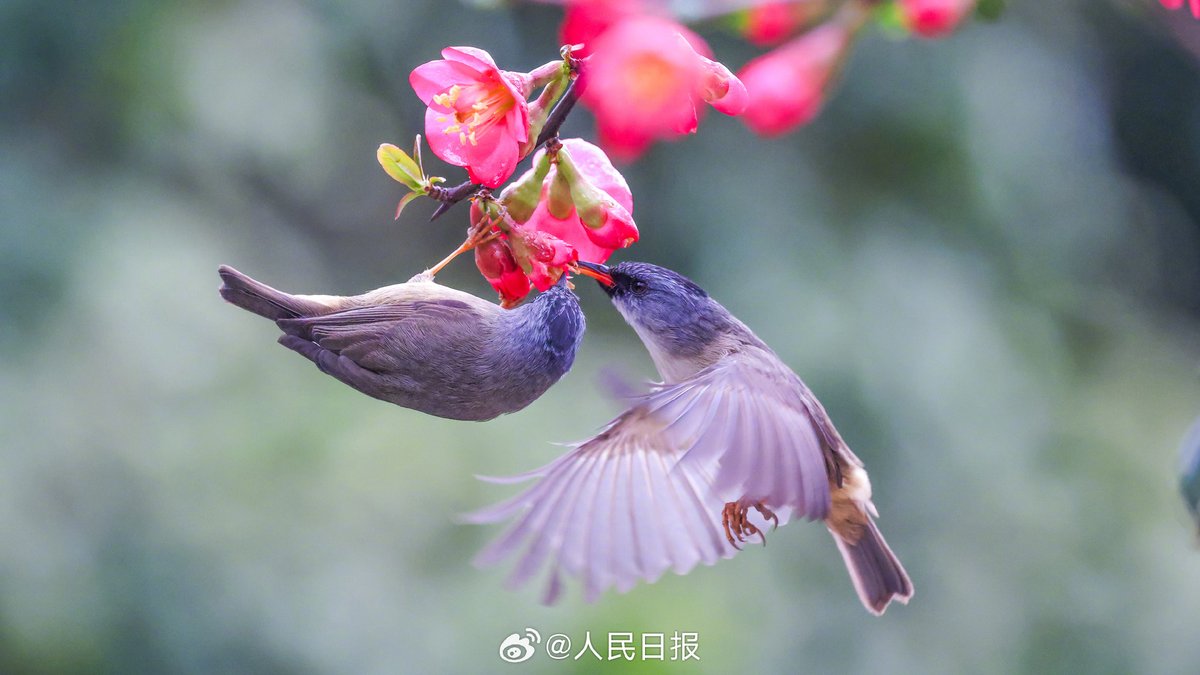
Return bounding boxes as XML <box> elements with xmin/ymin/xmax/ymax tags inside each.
<box><xmin>642</xmin><ymin>352</ymin><xmax>842</xmax><ymax>517</ymax></box>
<box><xmin>276</xmin><ymin>298</ymin><xmax>486</xmax><ymax>372</ymax></box>
<box><xmin>464</xmin><ymin>351</ymin><xmax>844</xmax><ymax>604</ymax></box>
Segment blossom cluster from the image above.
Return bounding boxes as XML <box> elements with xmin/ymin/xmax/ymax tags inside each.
<box><xmin>563</xmin><ymin>0</ymin><xmax>979</xmax><ymax>143</ymax></box>
<box><xmin>381</xmin><ymin>18</ymin><xmax>749</xmax><ymax>305</ymax></box>
<box><xmin>377</xmin><ymin>0</ymin><xmax>985</xmax><ymax>306</ymax></box>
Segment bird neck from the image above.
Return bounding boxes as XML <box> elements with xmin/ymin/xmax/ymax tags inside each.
<box><xmin>507</xmin><ymin>286</ymin><xmax>585</xmax><ymax>361</ymax></box>
<box><xmin>623</xmin><ymin>298</ymin><xmax>762</xmax><ymax>383</ymax></box>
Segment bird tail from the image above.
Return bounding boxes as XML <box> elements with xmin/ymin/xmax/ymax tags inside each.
<box><xmin>218</xmin><ymin>265</ymin><xmax>323</xmax><ymax>320</ymax></box>
<box><xmin>830</xmin><ymin>516</ymin><xmax>913</xmax><ymax>616</ymax></box>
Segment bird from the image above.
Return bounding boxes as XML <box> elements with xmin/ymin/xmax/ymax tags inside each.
<box><xmin>464</xmin><ymin>261</ymin><xmax>913</xmax><ymax>614</ymax></box>
<box><xmin>217</xmin><ymin>265</ymin><xmax>585</xmax><ymax>421</ymax></box>
<box><xmin>1181</xmin><ymin>414</ymin><xmax>1200</xmax><ymax>538</ymax></box>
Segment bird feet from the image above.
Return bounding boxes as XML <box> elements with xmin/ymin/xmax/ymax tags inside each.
<box><xmin>722</xmin><ymin>501</ymin><xmax>780</xmax><ymax>550</ymax></box>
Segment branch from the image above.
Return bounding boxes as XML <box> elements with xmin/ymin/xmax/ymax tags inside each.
<box><xmin>428</xmin><ymin>180</ymin><xmax>482</xmax><ymax>221</ymax></box>
<box><xmin>428</xmin><ymin>77</ymin><xmax>582</xmax><ymax>222</ymax></box>
<box><xmin>535</xmin><ymin>77</ymin><xmax>580</xmax><ymax>149</ymax></box>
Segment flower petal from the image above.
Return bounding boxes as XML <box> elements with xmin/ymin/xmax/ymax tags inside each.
<box><xmin>464</xmin><ymin>127</ymin><xmax>520</xmax><ymax>188</ymax></box>
<box><xmin>410</xmin><ymin>59</ymin><xmax>485</xmax><ymax>104</ymax></box>
<box><xmin>441</xmin><ymin>46</ymin><xmax>498</xmax><ymax>71</ymax></box>
<box><xmin>596</xmin><ymin>121</ymin><xmax>655</xmax><ymax>162</ymax></box>
<box><xmin>424</xmin><ymin>106</ymin><xmax>471</xmax><ymax>168</ymax></box>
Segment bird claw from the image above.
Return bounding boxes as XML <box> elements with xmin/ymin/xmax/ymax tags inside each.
<box><xmin>754</xmin><ymin>502</ymin><xmax>780</xmax><ymax>532</ymax></box>
<box><xmin>722</xmin><ymin>501</ymin><xmax>769</xmax><ymax>549</ymax></box>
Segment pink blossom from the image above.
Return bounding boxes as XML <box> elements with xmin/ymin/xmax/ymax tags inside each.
<box><xmin>737</xmin><ymin>23</ymin><xmax>850</xmax><ymax>136</ymax></box>
<box><xmin>741</xmin><ymin>2</ymin><xmax>812</xmax><ymax>47</ymax></box>
<box><xmin>410</xmin><ymin>47</ymin><xmax>532</xmax><ymax>187</ymax></box>
<box><xmin>580</xmin><ymin>17</ymin><xmax>747</xmax><ymax>161</ymax></box>
<box><xmin>521</xmin><ymin>139</ymin><xmax>637</xmax><ymax>263</ymax></box>
<box><xmin>899</xmin><ymin>0</ymin><xmax>975</xmax><ymax>38</ymax></box>
<box><xmin>506</xmin><ymin>224</ymin><xmax>578</xmax><ymax>291</ymax></box>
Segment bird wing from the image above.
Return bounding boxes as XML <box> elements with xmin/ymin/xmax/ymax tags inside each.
<box><xmin>275</xmin><ymin>298</ymin><xmax>485</xmax><ymax>372</ymax></box>
<box><xmin>642</xmin><ymin>352</ymin><xmax>838</xmax><ymax>519</ymax></box>
<box><xmin>463</xmin><ymin>351</ymin><xmax>841</xmax><ymax>604</ymax></box>
<box><xmin>463</xmin><ymin>408</ymin><xmax>763</xmax><ymax>604</ymax></box>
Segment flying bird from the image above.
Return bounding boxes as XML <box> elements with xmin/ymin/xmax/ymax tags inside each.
<box><xmin>218</xmin><ymin>265</ymin><xmax>584</xmax><ymax>421</ymax></box>
<box><xmin>466</xmin><ymin>261</ymin><xmax>913</xmax><ymax>614</ymax></box>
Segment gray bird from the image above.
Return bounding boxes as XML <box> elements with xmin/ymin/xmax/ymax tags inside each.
<box><xmin>217</xmin><ymin>265</ymin><xmax>584</xmax><ymax>421</ymax></box>
<box><xmin>466</xmin><ymin>261</ymin><xmax>913</xmax><ymax>614</ymax></box>
<box><xmin>1181</xmin><ymin>415</ymin><xmax>1200</xmax><ymax>537</ymax></box>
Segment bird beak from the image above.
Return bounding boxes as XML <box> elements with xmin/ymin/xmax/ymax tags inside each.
<box><xmin>574</xmin><ymin>261</ymin><xmax>614</xmax><ymax>287</ymax></box>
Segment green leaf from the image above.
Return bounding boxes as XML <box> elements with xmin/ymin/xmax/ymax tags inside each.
<box><xmin>393</xmin><ymin>191</ymin><xmax>423</xmax><ymax>220</ymax></box>
<box><xmin>377</xmin><ymin>143</ymin><xmax>424</xmax><ymax>191</ymax></box>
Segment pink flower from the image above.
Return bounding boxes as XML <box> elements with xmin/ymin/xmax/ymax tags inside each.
<box><xmin>580</xmin><ymin>17</ymin><xmax>747</xmax><ymax>161</ymax></box>
<box><xmin>741</xmin><ymin>2</ymin><xmax>813</xmax><ymax>47</ymax></box>
<box><xmin>506</xmin><ymin>224</ymin><xmax>578</xmax><ymax>292</ymax></box>
<box><xmin>899</xmin><ymin>0</ymin><xmax>975</xmax><ymax>38</ymax></box>
<box><xmin>1160</xmin><ymin>0</ymin><xmax>1200</xmax><ymax>19</ymax></box>
<box><xmin>737</xmin><ymin>23</ymin><xmax>851</xmax><ymax>136</ymax></box>
<box><xmin>410</xmin><ymin>47</ymin><xmax>532</xmax><ymax>187</ymax></box>
<box><xmin>519</xmin><ymin>139</ymin><xmax>637</xmax><ymax>263</ymax></box>
<box><xmin>560</xmin><ymin>0</ymin><xmax>646</xmax><ymax>56</ymax></box>
<box><xmin>474</xmin><ymin>236</ymin><xmax>530</xmax><ymax>308</ymax></box>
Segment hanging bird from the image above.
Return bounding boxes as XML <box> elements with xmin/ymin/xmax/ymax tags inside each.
<box><xmin>217</xmin><ymin>265</ymin><xmax>584</xmax><ymax>421</ymax></box>
<box><xmin>466</xmin><ymin>261</ymin><xmax>913</xmax><ymax>614</ymax></box>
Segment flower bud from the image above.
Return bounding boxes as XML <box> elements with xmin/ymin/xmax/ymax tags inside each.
<box><xmin>737</xmin><ymin>22</ymin><xmax>852</xmax><ymax>136</ymax></box>
<box><xmin>900</xmin><ymin>0</ymin><xmax>975</xmax><ymax>38</ymax></box>
<box><xmin>470</xmin><ymin>198</ymin><xmax>504</xmax><ymax>231</ymax></box>
<box><xmin>499</xmin><ymin>151</ymin><xmax>552</xmax><ymax>224</ymax></box>
<box><xmin>554</xmin><ymin>147</ymin><xmax>640</xmax><ymax>252</ymax></box>
<box><xmin>697</xmin><ymin>56</ymin><xmax>748</xmax><ymax>116</ymax></box>
<box><xmin>737</xmin><ymin>2</ymin><xmax>822</xmax><ymax>46</ymax></box>
<box><xmin>521</xmin><ymin>63</ymin><xmax>572</xmax><ymax>157</ymax></box>
<box><xmin>475</xmin><ymin>238</ymin><xmax>531</xmax><ymax>308</ymax></box>
<box><xmin>546</xmin><ymin>160</ymin><xmax>575</xmax><ymax>220</ymax></box>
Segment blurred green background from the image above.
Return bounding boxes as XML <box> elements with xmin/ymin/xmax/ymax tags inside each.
<box><xmin>3</xmin><ymin>1</ymin><xmax>1200</xmax><ymax>673</ymax></box>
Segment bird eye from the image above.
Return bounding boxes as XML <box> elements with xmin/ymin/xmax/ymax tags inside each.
<box><xmin>629</xmin><ymin>278</ymin><xmax>649</xmax><ymax>295</ymax></box>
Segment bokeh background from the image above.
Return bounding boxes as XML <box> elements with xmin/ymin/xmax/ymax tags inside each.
<box><xmin>3</xmin><ymin>1</ymin><xmax>1200</xmax><ymax>673</ymax></box>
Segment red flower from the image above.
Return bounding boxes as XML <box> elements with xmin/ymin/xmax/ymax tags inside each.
<box><xmin>520</xmin><ymin>139</ymin><xmax>637</xmax><ymax>263</ymax></box>
<box><xmin>738</xmin><ymin>23</ymin><xmax>851</xmax><ymax>136</ymax></box>
<box><xmin>410</xmin><ymin>47</ymin><xmax>532</xmax><ymax>188</ymax></box>
<box><xmin>579</xmin><ymin>16</ymin><xmax>747</xmax><ymax>161</ymax></box>
<box><xmin>899</xmin><ymin>0</ymin><xmax>975</xmax><ymax>38</ymax></box>
<box><xmin>475</xmin><ymin>236</ymin><xmax>530</xmax><ymax>308</ymax></box>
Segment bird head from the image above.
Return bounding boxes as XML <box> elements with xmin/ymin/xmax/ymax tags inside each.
<box><xmin>576</xmin><ymin>261</ymin><xmax>736</xmax><ymax>380</ymax></box>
